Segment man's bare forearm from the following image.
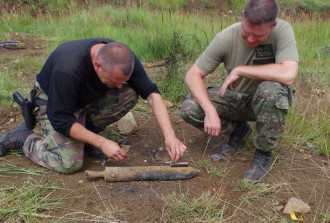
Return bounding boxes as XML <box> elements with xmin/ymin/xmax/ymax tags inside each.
<box><xmin>234</xmin><ymin>61</ymin><xmax>298</xmax><ymax>86</ymax></box>
<box><xmin>147</xmin><ymin>93</ymin><xmax>176</xmax><ymax>138</ymax></box>
<box><xmin>185</xmin><ymin>64</ymin><xmax>215</xmax><ymax>113</ymax></box>
<box><xmin>69</xmin><ymin>122</ymin><xmax>107</xmax><ymax>149</ymax></box>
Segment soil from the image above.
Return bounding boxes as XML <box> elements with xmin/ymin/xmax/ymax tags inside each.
<box><xmin>1</xmin><ymin>35</ymin><xmax>330</xmax><ymax>223</ymax></box>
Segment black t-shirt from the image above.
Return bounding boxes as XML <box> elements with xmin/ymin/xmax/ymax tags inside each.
<box><xmin>36</xmin><ymin>38</ymin><xmax>159</xmax><ymax>136</ymax></box>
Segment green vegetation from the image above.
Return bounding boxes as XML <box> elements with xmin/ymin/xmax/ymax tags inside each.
<box><xmin>0</xmin><ymin>164</ymin><xmax>43</xmax><ymax>175</ymax></box>
<box><xmin>162</xmin><ymin>192</ymin><xmax>226</xmax><ymax>222</ymax></box>
<box><xmin>0</xmin><ymin>178</ymin><xmax>60</xmax><ymax>222</ymax></box>
<box><xmin>284</xmin><ymin>106</ymin><xmax>329</xmax><ymax>155</ymax></box>
<box><xmin>197</xmin><ymin>159</ymin><xmax>223</xmax><ymax>177</ymax></box>
<box><xmin>279</xmin><ymin>0</ymin><xmax>330</xmax><ymax>13</ymax></box>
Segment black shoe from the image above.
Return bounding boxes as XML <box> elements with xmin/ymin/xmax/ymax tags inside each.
<box><xmin>0</xmin><ymin>124</ymin><xmax>32</xmax><ymax>156</ymax></box>
<box><xmin>222</xmin><ymin>121</ymin><xmax>251</xmax><ymax>155</ymax></box>
<box><xmin>84</xmin><ymin>144</ymin><xmax>107</xmax><ymax>159</ymax></box>
<box><xmin>243</xmin><ymin>150</ymin><xmax>272</xmax><ymax>182</ymax></box>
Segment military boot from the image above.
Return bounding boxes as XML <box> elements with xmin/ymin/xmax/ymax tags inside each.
<box><xmin>0</xmin><ymin>124</ymin><xmax>32</xmax><ymax>156</ymax></box>
<box><xmin>84</xmin><ymin>144</ymin><xmax>107</xmax><ymax>159</ymax></box>
<box><xmin>243</xmin><ymin>150</ymin><xmax>272</xmax><ymax>182</ymax></box>
<box><xmin>84</xmin><ymin>116</ymin><xmax>107</xmax><ymax>159</ymax></box>
<box><xmin>222</xmin><ymin>121</ymin><xmax>251</xmax><ymax>155</ymax></box>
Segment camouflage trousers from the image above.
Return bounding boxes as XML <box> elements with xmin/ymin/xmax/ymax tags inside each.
<box><xmin>180</xmin><ymin>81</ymin><xmax>293</xmax><ymax>152</ymax></box>
<box><xmin>22</xmin><ymin>81</ymin><xmax>138</xmax><ymax>173</ymax></box>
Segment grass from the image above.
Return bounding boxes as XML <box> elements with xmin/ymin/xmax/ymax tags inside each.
<box><xmin>0</xmin><ymin>164</ymin><xmax>43</xmax><ymax>175</ymax></box>
<box><xmin>284</xmin><ymin>108</ymin><xmax>330</xmax><ymax>155</ymax></box>
<box><xmin>161</xmin><ymin>192</ymin><xmax>226</xmax><ymax>223</ymax></box>
<box><xmin>197</xmin><ymin>159</ymin><xmax>223</xmax><ymax>177</ymax></box>
<box><xmin>0</xmin><ymin>178</ymin><xmax>60</xmax><ymax>222</ymax></box>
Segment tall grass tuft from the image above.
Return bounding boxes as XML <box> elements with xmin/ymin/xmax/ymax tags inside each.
<box><xmin>284</xmin><ymin>106</ymin><xmax>330</xmax><ymax>155</ymax></box>
<box><xmin>162</xmin><ymin>192</ymin><xmax>226</xmax><ymax>223</ymax></box>
<box><xmin>157</xmin><ymin>31</ymin><xmax>195</xmax><ymax>103</ymax></box>
<box><xmin>0</xmin><ymin>178</ymin><xmax>60</xmax><ymax>222</ymax></box>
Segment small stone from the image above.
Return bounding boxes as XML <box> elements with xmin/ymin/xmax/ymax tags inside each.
<box><xmin>322</xmin><ymin>160</ymin><xmax>329</xmax><ymax>165</ymax></box>
<box><xmin>275</xmin><ymin>205</ymin><xmax>284</xmax><ymax>211</ymax></box>
<box><xmin>303</xmin><ymin>155</ymin><xmax>312</xmax><ymax>160</ymax></box>
<box><xmin>299</xmin><ymin>149</ymin><xmax>304</xmax><ymax>153</ymax></box>
<box><xmin>283</xmin><ymin>197</ymin><xmax>311</xmax><ymax>214</ymax></box>
<box><xmin>210</xmin><ymin>153</ymin><xmax>227</xmax><ymax>161</ymax></box>
<box><xmin>158</xmin><ymin>147</ymin><xmax>164</xmax><ymax>151</ymax></box>
<box><xmin>305</xmin><ymin>141</ymin><xmax>317</xmax><ymax>149</ymax></box>
<box><xmin>117</xmin><ymin>112</ymin><xmax>137</xmax><ymax>134</ymax></box>
<box><xmin>144</xmin><ymin>160</ymin><xmax>147</xmax><ymax>163</ymax></box>
<box><xmin>164</xmin><ymin>100</ymin><xmax>174</xmax><ymax>109</ymax></box>
<box><xmin>9</xmin><ymin>118</ymin><xmax>15</xmax><ymax>122</ymax></box>
<box><xmin>78</xmin><ymin>180</ymin><xmax>83</xmax><ymax>184</ymax></box>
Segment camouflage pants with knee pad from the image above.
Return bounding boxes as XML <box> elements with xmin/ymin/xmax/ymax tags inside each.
<box><xmin>180</xmin><ymin>81</ymin><xmax>293</xmax><ymax>153</ymax></box>
<box><xmin>23</xmin><ymin>81</ymin><xmax>138</xmax><ymax>173</ymax></box>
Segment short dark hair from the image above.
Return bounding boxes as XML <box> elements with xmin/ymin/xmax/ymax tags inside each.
<box><xmin>97</xmin><ymin>42</ymin><xmax>134</xmax><ymax>77</ymax></box>
<box><xmin>243</xmin><ymin>0</ymin><xmax>278</xmax><ymax>25</ymax></box>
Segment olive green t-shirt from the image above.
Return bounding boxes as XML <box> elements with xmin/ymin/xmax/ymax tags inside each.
<box><xmin>196</xmin><ymin>19</ymin><xmax>299</xmax><ymax>93</ymax></box>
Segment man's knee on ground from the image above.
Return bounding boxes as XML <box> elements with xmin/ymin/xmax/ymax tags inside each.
<box><xmin>53</xmin><ymin>160</ymin><xmax>83</xmax><ymax>174</ymax></box>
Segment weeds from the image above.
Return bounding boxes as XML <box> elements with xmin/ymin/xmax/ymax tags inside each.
<box><xmin>197</xmin><ymin>159</ymin><xmax>223</xmax><ymax>177</ymax></box>
<box><xmin>0</xmin><ymin>164</ymin><xmax>43</xmax><ymax>175</ymax></box>
<box><xmin>0</xmin><ymin>177</ymin><xmax>60</xmax><ymax>222</ymax></box>
<box><xmin>284</xmin><ymin>103</ymin><xmax>330</xmax><ymax>155</ymax></box>
<box><xmin>320</xmin><ymin>212</ymin><xmax>330</xmax><ymax>223</ymax></box>
<box><xmin>157</xmin><ymin>31</ymin><xmax>192</xmax><ymax>103</ymax></box>
<box><xmin>162</xmin><ymin>192</ymin><xmax>226</xmax><ymax>223</ymax></box>
<box><xmin>100</xmin><ymin>126</ymin><xmax>120</xmax><ymax>142</ymax></box>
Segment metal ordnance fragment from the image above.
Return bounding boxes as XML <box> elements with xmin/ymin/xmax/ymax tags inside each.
<box><xmin>85</xmin><ymin>166</ymin><xmax>199</xmax><ymax>182</ymax></box>
<box><xmin>0</xmin><ymin>41</ymin><xmax>26</xmax><ymax>49</ymax></box>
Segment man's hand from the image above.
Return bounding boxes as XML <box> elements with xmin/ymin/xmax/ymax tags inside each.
<box><xmin>99</xmin><ymin>139</ymin><xmax>127</xmax><ymax>161</ymax></box>
<box><xmin>165</xmin><ymin>135</ymin><xmax>187</xmax><ymax>162</ymax></box>
<box><xmin>147</xmin><ymin>93</ymin><xmax>188</xmax><ymax>162</ymax></box>
<box><xmin>204</xmin><ymin>108</ymin><xmax>221</xmax><ymax>136</ymax></box>
<box><xmin>220</xmin><ymin>68</ymin><xmax>241</xmax><ymax>97</ymax></box>
<box><xmin>69</xmin><ymin>122</ymin><xmax>127</xmax><ymax>161</ymax></box>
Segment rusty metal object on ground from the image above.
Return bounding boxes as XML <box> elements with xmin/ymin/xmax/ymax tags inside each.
<box><xmin>85</xmin><ymin>165</ymin><xmax>198</xmax><ymax>182</ymax></box>
<box><xmin>0</xmin><ymin>41</ymin><xmax>26</xmax><ymax>49</ymax></box>
<box><xmin>145</xmin><ymin>58</ymin><xmax>170</xmax><ymax>68</ymax></box>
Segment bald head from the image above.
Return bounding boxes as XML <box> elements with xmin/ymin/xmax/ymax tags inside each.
<box><xmin>243</xmin><ymin>0</ymin><xmax>278</xmax><ymax>25</ymax></box>
<box><xmin>96</xmin><ymin>42</ymin><xmax>134</xmax><ymax>77</ymax></box>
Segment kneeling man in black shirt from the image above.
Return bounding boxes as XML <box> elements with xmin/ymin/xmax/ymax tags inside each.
<box><xmin>0</xmin><ymin>38</ymin><xmax>187</xmax><ymax>173</ymax></box>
